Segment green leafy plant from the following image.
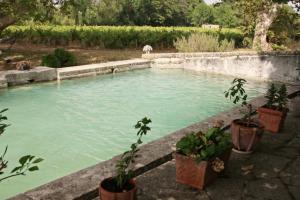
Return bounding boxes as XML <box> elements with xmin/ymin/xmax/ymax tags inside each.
<box><xmin>42</xmin><ymin>48</ymin><xmax>76</xmax><ymax>68</ymax></box>
<box><xmin>276</xmin><ymin>84</ymin><xmax>288</xmax><ymax>110</ymax></box>
<box><xmin>265</xmin><ymin>83</ymin><xmax>288</xmax><ymax>110</ymax></box>
<box><xmin>176</xmin><ymin>121</ymin><xmax>231</xmax><ymax>163</ymax></box>
<box><xmin>225</xmin><ymin>78</ymin><xmax>253</xmax><ymax>125</ymax></box>
<box><xmin>114</xmin><ymin>117</ymin><xmax>151</xmax><ymax>190</ymax></box>
<box><xmin>2</xmin><ymin>25</ymin><xmax>244</xmax><ymax>49</ymax></box>
<box><xmin>174</xmin><ymin>33</ymin><xmax>235</xmax><ymax>52</ymax></box>
<box><xmin>265</xmin><ymin>83</ymin><xmax>277</xmax><ymax>108</ymax></box>
<box><xmin>0</xmin><ymin>109</ymin><xmax>43</xmax><ymax>183</ymax></box>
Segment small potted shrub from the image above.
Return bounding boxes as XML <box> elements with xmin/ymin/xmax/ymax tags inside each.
<box><xmin>258</xmin><ymin>83</ymin><xmax>289</xmax><ymax>133</ymax></box>
<box><xmin>225</xmin><ymin>78</ymin><xmax>264</xmax><ymax>154</ymax></box>
<box><xmin>174</xmin><ymin>121</ymin><xmax>232</xmax><ymax>190</ymax></box>
<box><xmin>99</xmin><ymin>117</ymin><xmax>151</xmax><ymax>200</ymax></box>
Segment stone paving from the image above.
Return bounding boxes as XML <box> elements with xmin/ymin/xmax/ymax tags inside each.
<box><xmin>136</xmin><ymin>113</ymin><xmax>300</xmax><ymax>200</ymax></box>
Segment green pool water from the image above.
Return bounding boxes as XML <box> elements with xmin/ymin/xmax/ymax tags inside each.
<box><xmin>0</xmin><ymin>69</ymin><xmax>267</xmax><ymax>198</ymax></box>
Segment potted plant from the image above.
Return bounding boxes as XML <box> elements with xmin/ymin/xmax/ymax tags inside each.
<box><xmin>174</xmin><ymin>121</ymin><xmax>232</xmax><ymax>190</ymax></box>
<box><xmin>258</xmin><ymin>83</ymin><xmax>289</xmax><ymax>133</ymax></box>
<box><xmin>225</xmin><ymin>78</ymin><xmax>264</xmax><ymax>154</ymax></box>
<box><xmin>99</xmin><ymin>117</ymin><xmax>151</xmax><ymax>200</ymax></box>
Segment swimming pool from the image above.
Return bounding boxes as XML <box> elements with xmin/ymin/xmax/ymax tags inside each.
<box><xmin>0</xmin><ymin>69</ymin><xmax>267</xmax><ymax>198</ymax></box>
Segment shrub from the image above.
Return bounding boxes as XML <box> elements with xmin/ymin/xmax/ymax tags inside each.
<box><xmin>42</xmin><ymin>54</ymin><xmax>60</xmax><ymax>68</ymax></box>
<box><xmin>176</xmin><ymin>121</ymin><xmax>231</xmax><ymax>163</ymax></box>
<box><xmin>174</xmin><ymin>33</ymin><xmax>235</xmax><ymax>52</ymax></box>
<box><xmin>265</xmin><ymin>83</ymin><xmax>288</xmax><ymax>110</ymax></box>
<box><xmin>42</xmin><ymin>48</ymin><xmax>76</xmax><ymax>68</ymax></box>
<box><xmin>2</xmin><ymin>25</ymin><xmax>244</xmax><ymax>49</ymax></box>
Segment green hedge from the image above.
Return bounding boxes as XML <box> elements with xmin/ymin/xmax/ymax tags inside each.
<box><xmin>2</xmin><ymin>25</ymin><xmax>244</xmax><ymax>49</ymax></box>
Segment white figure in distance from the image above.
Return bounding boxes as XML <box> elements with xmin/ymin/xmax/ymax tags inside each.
<box><xmin>143</xmin><ymin>45</ymin><xmax>153</xmax><ymax>54</ymax></box>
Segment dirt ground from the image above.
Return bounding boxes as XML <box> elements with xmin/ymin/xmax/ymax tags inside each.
<box><xmin>0</xmin><ymin>44</ymin><xmax>175</xmax><ymax>71</ymax></box>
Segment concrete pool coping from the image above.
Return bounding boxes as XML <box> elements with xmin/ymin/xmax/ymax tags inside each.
<box><xmin>9</xmin><ymin>85</ymin><xmax>300</xmax><ymax>200</ymax></box>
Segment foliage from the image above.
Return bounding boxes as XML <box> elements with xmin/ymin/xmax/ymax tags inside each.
<box><xmin>115</xmin><ymin>117</ymin><xmax>151</xmax><ymax>190</ymax></box>
<box><xmin>0</xmin><ymin>0</ymin><xmax>56</xmax><ymax>33</ymax></box>
<box><xmin>42</xmin><ymin>48</ymin><xmax>76</xmax><ymax>68</ymax></box>
<box><xmin>277</xmin><ymin>84</ymin><xmax>288</xmax><ymax>110</ymax></box>
<box><xmin>265</xmin><ymin>83</ymin><xmax>288</xmax><ymax>110</ymax></box>
<box><xmin>269</xmin><ymin>5</ymin><xmax>300</xmax><ymax>46</ymax></box>
<box><xmin>176</xmin><ymin>122</ymin><xmax>231</xmax><ymax>162</ymax></box>
<box><xmin>225</xmin><ymin>78</ymin><xmax>253</xmax><ymax>125</ymax></box>
<box><xmin>271</xmin><ymin>44</ymin><xmax>289</xmax><ymax>51</ymax></box>
<box><xmin>266</xmin><ymin>83</ymin><xmax>277</xmax><ymax>108</ymax></box>
<box><xmin>174</xmin><ymin>33</ymin><xmax>235</xmax><ymax>52</ymax></box>
<box><xmin>189</xmin><ymin>3</ymin><xmax>214</xmax><ymax>26</ymax></box>
<box><xmin>213</xmin><ymin>3</ymin><xmax>241</xmax><ymax>28</ymax></box>
<box><xmin>2</xmin><ymin>25</ymin><xmax>244</xmax><ymax>49</ymax></box>
<box><xmin>0</xmin><ymin>109</ymin><xmax>43</xmax><ymax>183</ymax></box>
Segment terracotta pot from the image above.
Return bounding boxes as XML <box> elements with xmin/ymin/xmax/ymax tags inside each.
<box><xmin>288</xmin><ymin>96</ymin><xmax>300</xmax><ymax>117</ymax></box>
<box><xmin>231</xmin><ymin>119</ymin><xmax>263</xmax><ymax>153</ymax></box>
<box><xmin>174</xmin><ymin>149</ymin><xmax>231</xmax><ymax>190</ymax></box>
<box><xmin>99</xmin><ymin>178</ymin><xmax>137</xmax><ymax>200</ymax></box>
<box><xmin>257</xmin><ymin>107</ymin><xmax>288</xmax><ymax>133</ymax></box>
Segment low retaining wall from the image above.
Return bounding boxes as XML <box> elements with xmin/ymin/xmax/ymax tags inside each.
<box><xmin>0</xmin><ymin>67</ymin><xmax>56</xmax><ymax>88</ymax></box>
<box><xmin>143</xmin><ymin>51</ymin><xmax>300</xmax><ymax>82</ymax></box>
<box><xmin>0</xmin><ymin>59</ymin><xmax>151</xmax><ymax>88</ymax></box>
<box><xmin>0</xmin><ymin>75</ymin><xmax>7</xmax><ymax>88</ymax></box>
<box><xmin>9</xmin><ymin>85</ymin><xmax>300</xmax><ymax>200</ymax></box>
<box><xmin>57</xmin><ymin>59</ymin><xmax>151</xmax><ymax>80</ymax></box>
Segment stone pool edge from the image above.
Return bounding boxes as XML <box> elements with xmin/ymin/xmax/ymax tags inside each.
<box><xmin>0</xmin><ymin>59</ymin><xmax>151</xmax><ymax>89</ymax></box>
<box><xmin>9</xmin><ymin>85</ymin><xmax>300</xmax><ymax>200</ymax></box>
<box><xmin>142</xmin><ymin>51</ymin><xmax>300</xmax><ymax>83</ymax></box>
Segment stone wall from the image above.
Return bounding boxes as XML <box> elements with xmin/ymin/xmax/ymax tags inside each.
<box><xmin>0</xmin><ymin>67</ymin><xmax>56</xmax><ymax>88</ymax></box>
<box><xmin>143</xmin><ymin>51</ymin><xmax>300</xmax><ymax>82</ymax></box>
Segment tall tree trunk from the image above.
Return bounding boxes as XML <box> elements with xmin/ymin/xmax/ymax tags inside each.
<box><xmin>0</xmin><ymin>16</ymin><xmax>16</xmax><ymax>35</ymax></box>
<box><xmin>253</xmin><ymin>4</ymin><xmax>280</xmax><ymax>51</ymax></box>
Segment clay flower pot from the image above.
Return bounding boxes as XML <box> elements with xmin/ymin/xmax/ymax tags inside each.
<box><xmin>231</xmin><ymin>119</ymin><xmax>263</xmax><ymax>153</ymax></box>
<box><xmin>99</xmin><ymin>178</ymin><xmax>137</xmax><ymax>200</ymax></box>
<box><xmin>257</xmin><ymin>107</ymin><xmax>288</xmax><ymax>133</ymax></box>
<box><xmin>174</xmin><ymin>149</ymin><xmax>231</xmax><ymax>190</ymax></box>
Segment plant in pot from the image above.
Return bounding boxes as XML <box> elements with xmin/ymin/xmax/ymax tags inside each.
<box><xmin>225</xmin><ymin>78</ymin><xmax>264</xmax><ymax>154</ymax></box>
<box><xmin>174</xmin><ymin>121</ymin><xmax>232</xmax><ymax>190</ymax></box>
<box><xmin>99</xmin><ymin>117</ymin><xmax>151</xmax><ymax>200</ymax></box>
<box><xmin>257</xmin><ymin>83</ymin><xmax>289</xmax><ymax>133</ymax></box>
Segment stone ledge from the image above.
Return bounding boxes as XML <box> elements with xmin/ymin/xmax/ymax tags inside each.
<box><xmin>57</xmin><ymin>59</ymin><xmax>151</xmax><ymax>80</ymax></box>
<box><xmin>1</xmin><ymin>67</ymin><xmax>57</xmax><ymax>87</ymax></box>
<box><xmin>142</xmin><ymin>51</ymin><xmax>300</xmax><ymax>59</ymax></box>
<box><xmin>0</xmin><ymin>75</ymin><xmax>7</xmax><ymax>88</ymax></box>
<box><xmin>8</xmin><ymin>85</ymin><xmax>299</xmax><ymax>200</ymax></box>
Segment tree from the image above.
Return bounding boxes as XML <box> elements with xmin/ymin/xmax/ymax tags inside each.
<box><xmin>213</xmin><ymin>3</ymin><xmax>240</xmax><ymax>28</ymax></box>
<box><xmin>236</xmin><ymin>0</ymin><xmax>300</xmax><ymax>51</ymax></box>
<box><xmin>189</xmin><ymin>2</ymin><xmax>214</xmax><ymax>26</ymax></box>
<box><xmin>0</xmin><ymin>0</ymin><xmax>56</xmax><ymax>34</ymax></box>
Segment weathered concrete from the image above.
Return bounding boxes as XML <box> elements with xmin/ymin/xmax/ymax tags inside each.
<box><xmin>9</xmin><ymin>85</ymin><xmax>300</xmax><ymax>200</ymax></box>
<box><xmin>57</xmin><ymin>59</ymin><xmax>151</xmax><ymax>80</ymax></box>
<box><xmin>0</xmin><ymin>74</ymin><xmax>7</xmax><ymax>88</ymax></box>
<box><xmin>0</xmin><ymin>67</ymin><xmax>57</xmax><ymax>87</ymax></box>
<box><xmin>143</xmin><ymin>51</ymin><xmax>300</xmax><ymax>83</ymax></box>
<box><xmin>136</xmin><ymin>113</ymin><xmax>300</xmax><ymax>200</ymax></box>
